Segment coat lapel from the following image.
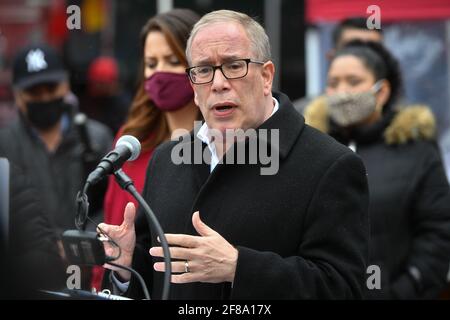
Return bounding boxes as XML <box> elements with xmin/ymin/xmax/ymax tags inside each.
<box><xmin>191</xmin><ymin>140</ymin><xmax>211</xmax><ymax>189</ymax></box>
<box><xmin>259</xmin><ymin>91</ymin><xmax>306</xmax><ymax>160</ymax></box>
<box><xmin>190</xmin><ymin>92</ymin><xmax>305</xmax><ymax>213</ymax></box>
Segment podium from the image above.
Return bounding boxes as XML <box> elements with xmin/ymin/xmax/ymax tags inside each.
<box><xmin>40</xmin><ymin>289</ymin><xmax>132</xmax><ymax>300</ymax></box>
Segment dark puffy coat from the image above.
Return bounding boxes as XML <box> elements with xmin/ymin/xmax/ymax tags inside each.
<box><xmin>305</xmin><ymin>99</ymin><xmax>450</xmax><ymax>299</ymax></box>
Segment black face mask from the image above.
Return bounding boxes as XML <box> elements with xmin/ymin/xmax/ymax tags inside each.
<box><xmin>25</xmin><ymin>97</ymin><xmax>67</xmax><ymax>130</ymax></box>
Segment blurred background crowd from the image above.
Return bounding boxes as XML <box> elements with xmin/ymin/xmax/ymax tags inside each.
<box><xmin>1</xmin><ymin>0</ymin><xmax>450</xmax><ymax>299</ymax></box>
<box><xmin>1</xmin><ymin>0</ymin><xmax>450</xmax><ymax>173</ymax></box>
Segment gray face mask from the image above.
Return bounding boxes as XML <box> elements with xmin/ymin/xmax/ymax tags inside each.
<box><xmin>326</xmin><ymin>80</ymin><xmax>383</xmax><ymax>127</ymax></box>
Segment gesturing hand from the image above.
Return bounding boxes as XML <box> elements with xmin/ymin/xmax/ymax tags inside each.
<box><xmin>97</xmin><ymin>202</ymin><xmax>136</xmax><ymax>281</ymax></box>
<box><xmin>149</xmin><ymin>211</ymin><xmax>238</xmax><ymax>284</ymax></box>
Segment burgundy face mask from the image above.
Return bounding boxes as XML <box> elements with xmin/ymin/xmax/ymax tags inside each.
<box><xmin>144</xmin><ymin>71</ymin><xmax>194</xmax><ymax>111</ymax></box>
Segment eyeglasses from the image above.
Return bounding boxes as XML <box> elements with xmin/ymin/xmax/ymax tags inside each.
<box><xmin>186</xmin><ymin>58</ymin><xmax>265</xmax><ymax>85</ymax></box>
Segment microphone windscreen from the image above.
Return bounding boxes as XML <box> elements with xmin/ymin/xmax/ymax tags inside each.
<box><xmin>116</xmin><ymin>135</ymin><xmax>141</xmax><ymax>161</ymax></box>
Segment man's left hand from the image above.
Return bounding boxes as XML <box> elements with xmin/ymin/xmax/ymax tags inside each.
<box><xmin>149</xmin><ymin>211</ymin><xmax>238</xmax><ymax>284</ymax></box>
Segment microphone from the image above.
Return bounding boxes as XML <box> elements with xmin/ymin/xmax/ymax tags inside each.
<box><xmin>86</xmin><ymin>135</ymin><xmax>141</xmax><ymax>185</ymax></box>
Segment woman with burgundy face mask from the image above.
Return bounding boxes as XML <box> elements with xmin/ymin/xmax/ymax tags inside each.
<box><xmin>91</xmin><ymin>8</ymin><xmax>201</xmax><ymax>290</ymax></box>
<box><xmin>304</xmin><ymin>40</ymin><xmax>450</xmax><ymax>300</ymax></box>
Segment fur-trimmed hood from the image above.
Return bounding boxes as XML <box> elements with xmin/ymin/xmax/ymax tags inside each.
<box><xmin>303</xmin><ymin>96</ymin><xmax>436</xmax><ymax>145</ymax></box>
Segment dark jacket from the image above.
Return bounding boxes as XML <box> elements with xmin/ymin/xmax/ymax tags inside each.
<box><xmin>304</xmin><ymin>99</ymin><xmax>450</xmax><ymax>299</ymax></box>
<box><xmin>2</xmin><ymin>163</ymin><xmax>66</xmax><ymax>298</ymax></box>
<box><xmin>126</xmin><ymin>92</ymin><xmax>370</xmax><ymax>300</ymax></box>
<box><xmin>0</xmin><ymin>109</ymin><xmax>112</xmax><ymax>233</ymax></box>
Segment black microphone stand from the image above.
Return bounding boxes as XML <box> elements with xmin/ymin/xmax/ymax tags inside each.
<box><xmin>113</xmin><ymin>169</ymin><xmax>171</xmax><ymax>300</ymax></box>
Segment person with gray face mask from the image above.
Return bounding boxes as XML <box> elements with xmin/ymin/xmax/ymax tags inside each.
<box><xmin>304</xmin><ymin>40</ymin><xmax>450</xmax><ymax>300</ymax></box>
<box><xmin>327</xmin><ymin>80</ymin><xmax>383</xmax><ymax>128</ymax></box>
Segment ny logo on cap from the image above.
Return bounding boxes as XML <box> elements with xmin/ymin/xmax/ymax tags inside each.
<box><xmin>26</xmin><ymin>49</ymin><xmax>48</xmax><ymax>72</ymax></box>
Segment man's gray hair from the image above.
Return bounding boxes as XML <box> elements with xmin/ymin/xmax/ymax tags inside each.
<box><xmin>186</xmin><ymin>10</ymin><xmax>271</xmax><ymax>65</ymax></box>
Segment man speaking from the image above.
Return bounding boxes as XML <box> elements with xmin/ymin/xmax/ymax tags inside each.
<box><xmin>99</xmin><ymin>10</ymin><xmax>369</xmax><ymax>300</ymax></box>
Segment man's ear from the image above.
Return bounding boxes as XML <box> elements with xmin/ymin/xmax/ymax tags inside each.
<box><xmin>14</xmin><ymin>91</ymin><xmax>27</xmax><ymax>114</ymax></box>
<box><xmin>262</xmin><ymin>61</ymin><xmax>275</xmax><ymax>96</ymax></box>
<box><xmin>188</xmin><ymin>80</ymin><xmax>199</xmax><ymax>106</ymax></box>
<box><xmin>193</xmin><ymin>90</ymin><xmax>199</xmax><ymax>106</ymax></box>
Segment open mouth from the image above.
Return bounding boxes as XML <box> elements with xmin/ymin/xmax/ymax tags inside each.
<box><xmin>214</xmin><ymin>105</ymin><xmax>234</xmax><ymax>112</ymax></box>
<box><xmin>212</xmin><ymin>103</ymin><xmax>237</xmax><ymax>118</ymax></box>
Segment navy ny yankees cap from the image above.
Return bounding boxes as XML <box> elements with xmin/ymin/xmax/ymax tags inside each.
<box><xmin>12</xmin><ymin>44</ymin><xmax>68</xmax><ymax>90</ymax></box>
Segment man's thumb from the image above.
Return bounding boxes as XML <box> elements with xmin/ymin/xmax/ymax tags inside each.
<box><xmin>122</xmin><ymin>202</ymin><xmax>136</xmax><ymax>228</ymax></box>
<box><xmin>192</xmin><ymin>211</ymin><xmax>214</xmax><ymax>236</ymax></box>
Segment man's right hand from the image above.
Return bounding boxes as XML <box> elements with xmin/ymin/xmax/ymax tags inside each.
<box><xmin>97</xmin><ymin>202</ymin><xmax>136</xmax><ymax>282</ymax></box>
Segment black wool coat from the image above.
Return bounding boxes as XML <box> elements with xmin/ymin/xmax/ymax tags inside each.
<box><xmin>127</xmin><ymin>92</ymin><xmax>370</xmax><ymax>300</ymax></box>
<box><xmin>304</xmin><ymin>101</ymin><xmax>450</xmax><ymax>299</ymax></box>
<box><xmin>339</xmin><ymin>111</ymin><xmax>450</xmax><ymax>299</ymax></box>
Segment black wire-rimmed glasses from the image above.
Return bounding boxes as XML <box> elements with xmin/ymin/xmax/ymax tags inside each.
<box><xmin>186</xmin><ymin>58</ymin><xmax>265</xmax><ymax>85</ymax></box>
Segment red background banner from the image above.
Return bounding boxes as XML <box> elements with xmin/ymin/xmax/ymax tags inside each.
<box><xmin>306</xmin><ymin>0</ymin><xmax>450</xmax><ymax>23</ymax></box>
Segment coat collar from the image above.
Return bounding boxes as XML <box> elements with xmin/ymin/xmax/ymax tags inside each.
<box><xmin>303</xmin><ymin>96</ymin><xmax>436</xmax><ymax>145</ymax></box>
<box><xmin>186</xmin><ymin>91</ymin><xmax>304</xmax><ymax>190</ymax></box>
<box><xmin>258</xmin><ymin>91</ymin><xmax>305</xmax><ymax>159</ymax></box>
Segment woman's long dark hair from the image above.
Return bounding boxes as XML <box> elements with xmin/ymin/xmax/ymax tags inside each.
<box><xmin>121</xmin><ymin>9</ymin><xmax>200</xmax><ymax>151</ymax></box>
<box><xmin>332</xmin><ymin>40</ymin><xmax>403</xmax><ymax>113</ymax></box>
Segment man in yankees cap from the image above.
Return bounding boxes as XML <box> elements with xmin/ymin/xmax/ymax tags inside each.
<box><xmin>0</xmin><ymin>44</ymin><xmax>112</xmax><ymax>291</ymax></box>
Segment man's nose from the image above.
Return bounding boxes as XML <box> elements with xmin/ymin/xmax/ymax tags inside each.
<box><xmin>211</xmin><ymin>68</ymin><xmax>230</xmax><ymax>92</ymax></box>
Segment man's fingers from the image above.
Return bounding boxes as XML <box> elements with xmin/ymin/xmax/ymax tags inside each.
<box><xmin>103</xmin><ymin>263</ymin><xmax>122</xmax><ymax>271</ymax></box>
<box><xmin>164</xmin><ymin>234</ymin><xmax>199</xmax><ymax>248</ymax></box>
<box><xmin>122</xmin><ymin>202</ymin><xmax>136</xmax><ymax>228</ymax></box>
<box><xmin>192</xmin><ymin>211</ymin><xmax>216</xmax><ymax>237</ymax></box>
<box><xmin>153</xmin><ymin>261</ymin><xmax>199</xmax><ymax>281</ymax></box>
<box><xmin>103</xmin><ymin>263</ymin><xmax>114</xmax><ymax>270</ymax></box>
<box><xmin>149</xmin><ymin>246</ymin><xmax>191</xmax><ymax>259</ymax></box>
<box><xmin>171</xmin><ymin>273</ymin><xmax>196</xmax><ymax>284</ymax></box>
<box><xmin>103</xmin><ymin>241</ymin><xmax>120</xmax><ymax>257</ymax></box>
<box><xmin>153</xmin><ymin>261</ymin><xmax>192</xmax><ymax>273</ymax></box>
<box><xmin>97</xmin><ymin>223</ymin><xmax>110</xmax><ymax>234</ymax></box>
